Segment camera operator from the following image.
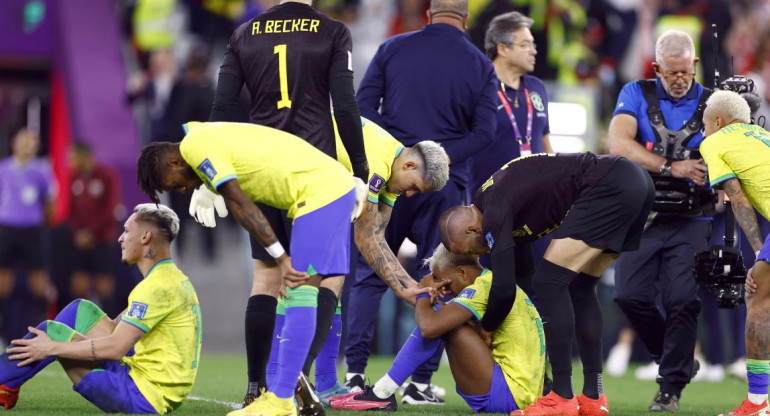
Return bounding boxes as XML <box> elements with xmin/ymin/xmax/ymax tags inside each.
<box><xmin>608</xmin><ymin>30</ymin><xmax>712</xmax><ymax>412</ymax></box>
<box><xmin>700</xmin><ymin>90</ymin><xmax>770</xmax><ymax>416</ymax></box>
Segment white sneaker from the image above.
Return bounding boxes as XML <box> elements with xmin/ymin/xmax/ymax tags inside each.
<box><xmin>692</xmin><ymin>355</ymin><xmax>708</xmax><ymax>382</ymax></box>
<box><xmin>705</xmin><ymin>364</ymin><xmax>725</xmax><ymax>382</ymax></box>
<box><xmin>728</xmin><ymin>358</ymin><xmax>748</xmax><ymax>380</ymax></box>
<box><xmin>398</xmin><ymin>382</ymin><xmax>446</xmax><ymax>399</ymax></box>
<box><xmin>606</xmin><ymin>343</ymin><xmax>632</xmax><ymax>377</ymax></box>
<box><xmin>635</xmin><ymin>361</ymin><xmax>659</xmax><ymax>380</ymax></box>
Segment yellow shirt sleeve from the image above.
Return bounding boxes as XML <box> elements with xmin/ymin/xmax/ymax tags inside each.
<box><xmin>180</xmin><ymin>130</ymin><xmax>238</xmax><ymax>190</ymax></box>
<box><xmin>122</xmin><ymin>281</ymin><xmax>178</xmax><ymax>333</ymax></box>
<box><xmin>451</xmin><ymin>274</ymin><xmax>491</xmax><ymax>322</ymax></box>
<box><xmin>701</xmin><ymin>135</ymin><xmax>737</xmax><ymax>188</ymax></box>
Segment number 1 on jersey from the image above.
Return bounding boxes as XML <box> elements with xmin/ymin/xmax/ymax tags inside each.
<box><xmin>274</xmin><ymin>44</ymin><xmax>292</xmax><ymax>109</ymax></box>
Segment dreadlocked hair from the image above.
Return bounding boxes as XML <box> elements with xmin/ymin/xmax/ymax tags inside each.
<box><xmin>137</xmin><ymin>142</ymin><xmax>175</xmax><ymax>204</ymax></box>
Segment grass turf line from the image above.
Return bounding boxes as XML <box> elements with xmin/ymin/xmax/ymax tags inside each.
<box><xmin>11</xmin><ymin>353</ymin><xmax>748</xmax><ymax>415</ymax></box>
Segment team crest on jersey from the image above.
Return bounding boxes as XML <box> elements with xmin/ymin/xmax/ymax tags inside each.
<box><xmin>198</xmin><ymin>159</ymin><xmax>217</xmax><ymax>181</ymax></box>
<box><xmin>129</xmin><ymin>302</ymin><xmax>148</xmax><ymax>320</ymax></box>
<box><xmin>369</xmin><ymin>173</ymin><xmax>385</xmax><ymax>194</ymax></box>
<box><xmin>485</xmin><ymin>232</ymin><xmax>495</xmax><ymax>249</ymax></box>
<box><xmin>530</xmin><ymin>92</ymin><xmax>545</xmax><ymax>112</ymax></box>
<box><xmin>458</xmin><ymin>288</ymin><xmax>476</xmax><ymax>300</ymax></box>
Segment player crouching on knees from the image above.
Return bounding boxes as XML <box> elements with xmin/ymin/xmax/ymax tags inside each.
<box><xmin>0</xmin><ymin>204</ymin><xmax>201</xmax><ymax>414</ymax></box>
<box><xmin>330</xmin><ymin>244</ymin><xmax>545</xmax><ymax>413</ymax></box>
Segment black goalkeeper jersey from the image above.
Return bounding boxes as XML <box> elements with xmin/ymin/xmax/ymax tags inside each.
<box><xmin>218</xmin><ymin>2</ymin><xmax>353</xmax><ymax>157</ymax></box>
<box><xmin>473</xmin><ymin>153</ymin><xmax>619</xmax><ymax>253</ymax></box>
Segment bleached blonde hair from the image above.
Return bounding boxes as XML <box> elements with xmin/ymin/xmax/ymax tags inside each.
<box><xmin>422</xmin><ymin>244</ymin><xmax>480</xmax><ymax>272</ymax></box>
<box><xmin>413</xmin><ymin>140</ymin><xmax>450</xmax><ymax>191</ymax></box>
<box><xmin>706</xmin><ymin>90</ymin><xmax>751</xmax><ymax>124</ymax></box>
<box><xmin>655</xmin><ymin>30</ymin><xmax>696</xmax><ymax>63</ymax></box>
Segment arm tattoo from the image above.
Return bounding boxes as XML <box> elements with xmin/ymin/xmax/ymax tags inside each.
<box><xmin>355</xmin><ymin>203</ymin><xmax>411</xmax><ymax>293</ymax></box>
<box><xmin>220</xmin><ymin>181</ymin><xmax>278</xmax><ymax>247</ymax></box>
<box><xmin>90</xmin><ymin>340</ymin><xmax>98</xmax><ymax>361</ymax></box>
<box><xmin>724</xmin><ymin>179</ymin><xmax>763</xmax><ymax>252</ymax></box>
<box><xmin>240</xmin><ymin>206</ymin><xmax>278</xmax><ymax>247</ymax></box>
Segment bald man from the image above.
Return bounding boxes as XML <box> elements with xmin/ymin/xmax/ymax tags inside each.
<box><xmin>440</xmin><ymin>152</ymin><xmax>654</xmax><ymax>415</ymax></box>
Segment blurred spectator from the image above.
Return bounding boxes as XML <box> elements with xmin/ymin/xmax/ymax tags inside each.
<box><xmin>0</xmin><ymin>128</ymin><xmax>54</xmax><ymax>341</ymax></box>
<box><xmin>389</xmin><ymin>0</ymin><xmax>429</xmax><ymax>36</ymax></box>
<box><xmin>128</xmin><ymin>0</ymin><xmax>182</xmax><ymax>69</ymax></box>
<box><xmin>67</xmin><ymin>142</ymin><xmax>121</xmax><ymax>316</ymax></box>
<box><xmin>127</xmin><ymin>48</ymin><xmax>179</xmax><ymax>144</ymax></box>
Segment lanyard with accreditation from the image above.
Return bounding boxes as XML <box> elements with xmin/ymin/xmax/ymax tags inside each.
<box><xmin>497</xmin><ymin>81</ymin><xmax>533</xmax><ymax>156</ymax></box>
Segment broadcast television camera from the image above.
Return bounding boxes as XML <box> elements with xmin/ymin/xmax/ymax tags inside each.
<box><xmin>693</xmin><ymin>25</ymin><xmax>760</xmax><ymax>308</ymax></box>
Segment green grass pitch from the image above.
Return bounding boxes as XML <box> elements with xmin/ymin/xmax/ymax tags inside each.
<box><xmin>10</xmin><ymin>353</ymin><xmax>748</xmax><ymax>415</ymax></box>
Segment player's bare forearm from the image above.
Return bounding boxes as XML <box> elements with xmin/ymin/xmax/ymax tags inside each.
<box><xmin>354</xmin><ymin>203</ymin><xmax>408</xmax><ymax>294</ymax></box>
<box><xmin>724</xmin><ymin>179</ymin><xmax>763</xmax><ymax>252</ymax></box>
<box><xmin>415</xmin><ymin>302</ymin><xmax>472</xmax><ymax>339</ymax></box>
<box><xmin>219</xmin><ymin>181</ymin><xmax>278</xmax><ymax>248</ymax></box>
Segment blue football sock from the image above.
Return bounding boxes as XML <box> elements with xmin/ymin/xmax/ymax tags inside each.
<box><xmin>387</xmin><ymin>326</ymin><xmax>441</xmax><ymax>386</ymax></box>
<box><xmin>0</xmin><ymin>299</ymin><xmax>104</xmax><ymax>389</ymax></box>
<box><xmin>0</xmin><ymin>320</ymin><xmax>78</xmax><ymax>388</ymax></box>
<box><xmin>266</xmin><ymin>301</ymin><xmax>286</xmax><ymax>389</ymax></box>
<box><xmin>271</xmin><ymin>286</ymin><xmax>317</xmax><ymax>399</ymax></box>
<box><xmin>315</xmin><ymin>307</ymin><xmax>342</xmax><ymax>391</ymax></box>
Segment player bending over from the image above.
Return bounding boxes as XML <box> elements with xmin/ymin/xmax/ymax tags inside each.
<box><xmin>0</xmin><ymin>204</ymin><xmax>201</xmax><ymax>414</ymax></box>
<box><xmin>331</xmin><ymin>244</ymin><xmax>544</xmax><ymax>413</ymax></box>
<box><xmin>136</xmin><ymin>121</ymin><xmax>357</xmax><ymax>416</ymax></box>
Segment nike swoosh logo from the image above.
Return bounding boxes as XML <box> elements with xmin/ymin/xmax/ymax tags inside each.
<box><xmin>340</xmin><ymin>399</ymin><xmax>391</xmax><ymax>408</ymax></box>
<box><xmin>600</xmin><ymin>406</ymin><xmax>608</xmax><ymax>411</ymax></box>
<box><xmin>280</xmin><ymin>338</ymin><xmax>290</xmax><ymax>343</ymax></box>
<box><xmin>336</xmin><ymin>332</ymin><xmax>343</xmax><ymax>337</ymax></box>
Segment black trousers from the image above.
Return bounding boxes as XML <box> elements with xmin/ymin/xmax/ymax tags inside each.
<box><xmin>614</xmin><ymin>217</ymin><xmax>710</xmax><ymax>396</ymax></box>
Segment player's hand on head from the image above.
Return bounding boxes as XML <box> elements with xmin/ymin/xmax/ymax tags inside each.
<box><xmin>189</xmin><ymin>185</ymin><xmax>229</xmax><ymax>228</ymax></box>
<box><xmin>277</xmin><ymin>255</ymin><xmax>309</xmax><ymax>288</ymax></box>
<box><xmin>7</xmin><ymin>326</ymin><xmax>54</xmax><ymax>366</ymax></box>
<box><xmin>397</xmin><ymin>284</ymin><xmax>433</xmax><ymax>306</ymax></box>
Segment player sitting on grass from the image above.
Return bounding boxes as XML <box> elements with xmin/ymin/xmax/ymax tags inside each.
<box><xmin>0</xmin><ymin>203</ymin><xmax>201</xmax><ymax>414</ymax></box>
<box><xmin>137</xmin><ymin>121</ymin><xmax>359</xmax><ymax>416</ymax></box>
<box><xmin>330</xmin><ymin>244</ymin><xmax>545</xmax><ymax>413</ymax></box>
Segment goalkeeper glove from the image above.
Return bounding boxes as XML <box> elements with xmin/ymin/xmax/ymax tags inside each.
<box><xmin>351</xmin><ymin>177</ymin><xmax>368</xmax><ymax>222</ymax></box>
<box><xmin>189</xmin><ymin>185</ymin><xmax>228</xmax><ymax>227</ymax></box>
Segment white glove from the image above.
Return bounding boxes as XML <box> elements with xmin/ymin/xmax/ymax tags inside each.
<box><xmin>189</xmin><ymin>185</ymin><xmax>228</xmax><ymax>228</ymax></box>
<box><xmin>351</xmin><ymin>177</ymin><xmax>368</xmax><ymax>222</ymax></box>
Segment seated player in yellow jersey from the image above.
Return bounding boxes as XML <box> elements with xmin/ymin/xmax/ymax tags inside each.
<box><xmin>330</xmin><ymin>244</ymin><xmax>545</xmax><ymax>413</ymax></box>
<box><xmin>136</xmin><ymin>121</ymin><xmax>357</xmax><ymax>416</ymax></box>
<box><xmin>337</xmin><ymin>117</ymin><xmax>451</xmax><ymax>304</ymax></box>
<box><xmin>698</xmin><ymin>90</ymin><xmax>770</xmax><ymax>416</ymax></box>
<box><xmin>0</xmin><ymin>204</ymin><xmax>201</xmax><ymax>415</ymax></box>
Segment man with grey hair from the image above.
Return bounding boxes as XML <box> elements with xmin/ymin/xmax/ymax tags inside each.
<box><xmin>330</xmin><ymin>244</ymin><xmax>544</xmax><ymax>413</ymax></box>
<box><xmin>699</xmin><ymin>90</ymin><xmax>770</xmax><ymax>416</ymax></box>
<box><xmin>1</xmin><ymin>203</ymin><xmax>202</xmax><ymax>414</ymax></box>
<box><xmin>472</xmin><ymin>11</ymin><xmax>552</xmax><ymax>194</ymax></box>
<box><xmin>609</xmin><ymin>29</ymin><xmax>713</xmax><ymax>411</ymax></box>
<box><xmin>347</xmin><ymin>0</ymin><xmax>498</xmax><ymax>400</ymax></box>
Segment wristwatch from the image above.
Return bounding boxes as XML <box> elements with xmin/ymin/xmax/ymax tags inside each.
<box><xmin>659</xmin><ymin>159</ymin><xmax>673</xmax><ymax>177</ymax></box>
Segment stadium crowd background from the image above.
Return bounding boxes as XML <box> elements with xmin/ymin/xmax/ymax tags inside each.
<box><xmin>1</xmin><ymin>0</ymin><xmax>770</xmax><ymax>385</ymax></box>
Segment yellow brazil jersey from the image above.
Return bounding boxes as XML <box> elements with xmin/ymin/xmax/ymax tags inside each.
<box><xmin>700</xmin><ymin>123</ymin><xmax>770</xmax><ymax>220</ymax></box>
<box><xmin>181</xmin><ymin>122</ymin><xmax>354</xmax><ymax>219</ymax></box>
<box><xmin>451</xmin><ymin>270</ymin><xmax>545</xmax><ymax>409</ymax></box>
<box><xmin>121</xmin><ymin>259</ymin><xmax>202</xmax><ymax>414</ymax></box>
<box><xmin>335</xmin><ymin>117</ymin><xmax>403</xmax><ymax>207</ymax></box>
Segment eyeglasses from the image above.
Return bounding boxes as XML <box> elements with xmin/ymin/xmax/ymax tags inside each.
<box><xmin>658</xmin><ymin>69</ymin><xmax>696</xmax><ymax>82</ymax></box>
<box><xmin>506</xmin><ymin>41</ymin><xmax>537</xmax><ymax>51</ymax></box>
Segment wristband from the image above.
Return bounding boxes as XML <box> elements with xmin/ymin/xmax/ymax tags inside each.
<box><xmin>416</xmin><ymin>292</ymin><xmax>431</xmax><ymax>302</ymax></box>
<box><xmin>266</xmin><ymin>242</ymin><xmax>285</xmax><ymax>259</ymax></box>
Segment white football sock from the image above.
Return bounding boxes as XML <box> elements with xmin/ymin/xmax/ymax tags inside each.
<box><xmin>346</xmin><ymin>372</ymin><xmax>364</xmax><ymax>381</ymax></box>
<box><xmin>748</xmin><ymin>392</ymin><xmax>767</xmax><ymax>405</ymax></box>
<box><xmin>373</xmin><ymin>375</ymin><xmax>399</xmax><ymax>399</ymax></box>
